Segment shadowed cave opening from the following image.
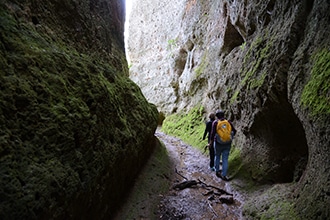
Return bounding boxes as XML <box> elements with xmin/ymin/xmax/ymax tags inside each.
<box><xmin>250</xmin><ymin>99</ymin><xmax>308</xmax><ymax>183</ymax></box>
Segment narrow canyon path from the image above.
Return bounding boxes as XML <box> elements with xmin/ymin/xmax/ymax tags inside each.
<box><xmin>115</xmin><ymin>129</ymin><xmax>246</xmax><ymax>219</ymax></box>
<box><xmin>155</xmin><ymin>130</ymin><xmax>245</xmax><ymax>220</ymax></box>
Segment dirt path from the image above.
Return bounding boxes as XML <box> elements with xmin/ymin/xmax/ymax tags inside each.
<box><xmin>114</xmin><ymin>129</ymin><xmax>245</xmax><ymax>220</ymax></box>
<box><xmin>155</xmin><ymin>130</ymin><xmax>244</xmax><ymax>220</ymax></box>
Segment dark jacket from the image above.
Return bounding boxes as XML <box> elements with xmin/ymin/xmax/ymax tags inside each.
<box><xmin>203</xmin><ymin>119</ymin><xmax>215</xmax><ymax>142</ymax></box>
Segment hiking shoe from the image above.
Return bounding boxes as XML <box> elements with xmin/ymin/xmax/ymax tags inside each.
<box><xmin>210</xmin><ymin>167</ymin><xmax>216</xmax><ymax>171</ymax></box>
<box><xmin>216</xmin><ymin>172</ymin><xmax>229</xmax><ymax>181</ymax></box>
<box><xmin>220</xmin><ymin>175</ymin><xmax>230</xmax><ymax>181</ymax></box>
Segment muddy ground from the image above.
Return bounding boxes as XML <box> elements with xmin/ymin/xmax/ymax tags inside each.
<box><xmin>114</xmin><ymin>129</ymin><xmax>246</xmax><ymax>220</ymax></box>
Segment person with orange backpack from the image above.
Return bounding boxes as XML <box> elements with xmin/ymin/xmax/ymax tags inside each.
<box><xmin>209</xmin><ymin>110</ymin><xmax>237</xmax><ymax>181</ymax></box>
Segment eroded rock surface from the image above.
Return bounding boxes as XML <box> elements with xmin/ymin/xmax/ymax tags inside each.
<box><xmin>127</xmin><ymin>0</ymin><xmax>330</xmax><ymax>218</ymax></box>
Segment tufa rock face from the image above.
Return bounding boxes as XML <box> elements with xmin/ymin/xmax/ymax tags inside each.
<box><xmin>128</xmin><ymin>0</ymin><xmax>329</xmax><ymax>219</ymax></box>
<box><xmin>0</xmin><ymin>0</ymin><xmax>158</xmax><ymax>219</ymax></box>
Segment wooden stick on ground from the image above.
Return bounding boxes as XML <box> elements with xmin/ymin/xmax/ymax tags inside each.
<box><xmin>175</xmin><ymin>167</ymin><xmax>188</xmax><ymax>180</ymax></box>
<box><xmin>197</xmin><ymin>179</ymin><xmax>233</xmax><ymax>196</ymax></box>
<box><xmin>207</xmin><ymin>200</ymin><xmax>218</xmax><ymax>217</ymax></box>
<box><xmin>173</xmin><ymin>180</ymin><xmax>198</xmax><ymax>190</ymax></box>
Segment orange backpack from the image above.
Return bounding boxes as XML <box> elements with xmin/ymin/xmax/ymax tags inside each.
<box><xmin>216</xmin><ymin>120</ymin><xmax>233</xmax><ymax>144</ymax></box>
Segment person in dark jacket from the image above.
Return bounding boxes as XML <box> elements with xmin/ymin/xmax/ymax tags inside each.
<box><xmin>203</xmin><ymin>112</ymin><xmax>216</xmax><ymax>171</ymax></box>
<box><xmin>209</xmin><ymin>110</ymin><xmax>237</xmax><ymax>181</ymax></box>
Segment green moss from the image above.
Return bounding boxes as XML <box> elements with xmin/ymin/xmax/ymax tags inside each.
<box><xmin>250</xmin><ymin>71</ymin><xmax>267</xmax><ymax>89</ymax></box>
<box><xmin>261</xmin><ymin>201</ymin><xmax>299</xmax><ymax>220</ymax></box>
<box><xmin>230</xmin><ymin>90</ymin><xmax>240</xmax><ymax>103</ymax></box>
<box><xmin>194</xmin><ymin>51</ymin><xmax>209</xmax><ymax>78</ymax></box>
<box><xmin>240</xmin><ymin>42</ymin><xmax>246</xmax><ymax>50</ymax></box>
<box><xmin>243</xmin><ymin>184</ymin><xmax>299</xmax><ymax>220</ymax></box>
<box><xmin>115</xmin><ymin>139</ymin><xmax>172</xmax><ymax>219</ymax></box>
<box><xmin>244</xmin><ymin>38</ymin><xmax>271</xmax><ymax>89</ymax></box>
<box><xmin>231</xmin><ymin>34</ymin><xmax>272</xmax><ymax>103</ymax></box>
<box><xmin>161</xmin><ymin>105</ymin><xmax>206</xmax><ymax>150</ymax></box>
<box><xmin>167</xmin><ymin>38</ymin><xmax>177</xmax><ymax>51</ymax></box>
<box><xmin>242</xmin><ymin>36</ymin><xmax>263</xmax><ymax>68</ymax></box>
<box><xmin>301</xmin><ymin>48</ymin><xmax>330</xmax><ymax>116</ymax></box>
<box><xmin>161</xmin><ymin>107</ymin><xmax>244</xmax><ymax>177</ymax></box>
<box><xmin>0</xmin><ymin>5</ymin><xmax>159</xmax><ymax>218</ymax></box>
<box><xmin>228</xmin><ymin>146</ymin><xmax>243</xmax><ymax>176</ymax></box>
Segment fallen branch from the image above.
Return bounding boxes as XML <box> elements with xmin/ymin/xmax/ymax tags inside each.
<box><xmin>207</xmin><ymin>200</ymin><xmax>218</xmax><ymax>217</ymax></box>
<box><xmin>173</xmin><ymin>180</ymin><xmax>198</xmax><ymax>190</ymax></box>
<box><xmin>172</xmin><ymin>179</ymin><xmax>232</xmax><ymax>195</ymax></box>
<box><xmin>202</xmin><ymin>190</ymin><xmax>214</xmax><ymax>196</ymax></box>
<box><xmin>219</xmin><ymin>194</ymin><xmax>234</xmax><ymax>204</ymax></box>
<box><xmin>171</xmin><ymin>178</ymin><xmax>234</xmax><ymax>205</ymax></box>
<box><xmin>197</xmin><ymin>179</ymin><xmax>233</xmax><ymax>196</ymax></box>
<box><xmin>175</xmin><ymin>168</ymin><xmax>188</xmax><ymax>180</ymax></box>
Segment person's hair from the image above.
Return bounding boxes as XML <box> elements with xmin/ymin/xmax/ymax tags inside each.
<box><xmin>209</xmin><ymin>113</ymin><xmax>215</xmax><ymax>120</ymax></box>
<box><xmin>215</xmin><ymin>110</ymin><xmax>225</xmax><ymax>118</ymax></box>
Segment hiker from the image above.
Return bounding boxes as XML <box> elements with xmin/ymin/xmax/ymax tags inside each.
<box><xmin>203</xmin><ymin>112</ymin><xmax>216</xmax><ymax>171</ymax></box>
<box><xmin>209</xmin><ymin>110</ymin><xmax>237</xmax><ymax>181</ymax></box>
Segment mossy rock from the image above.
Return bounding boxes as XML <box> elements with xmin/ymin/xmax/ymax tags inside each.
<box><xmin>0</xmin><ymin>2</ymin><xmax>158</xmax><ymax>219</ymax></box>
<box><xmin>242</xmin><ymin>184</ymin><xmax>299</xmax><ymax>220</ymax></box>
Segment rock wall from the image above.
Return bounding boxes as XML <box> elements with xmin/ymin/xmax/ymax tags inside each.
<box><xmin>0</xmin><ymin>0</ymin><xmax>158</xmax><ymax>219</ymax></box>
<box><xmin>128</xmin><ymin>0</ymin><xmax>329</xmax><ymax>219</ymax></box>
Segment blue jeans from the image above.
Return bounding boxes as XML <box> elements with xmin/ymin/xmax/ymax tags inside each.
<box><xmin>214</xmin><ymin>141</ymin><xmax>231</xmax><ymax>176</ymax></box>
